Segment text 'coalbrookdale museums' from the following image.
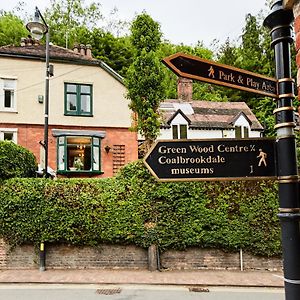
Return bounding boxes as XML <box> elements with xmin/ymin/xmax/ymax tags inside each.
<box><xmin>157</xmin><ymin>143</ymin><xmax>261</xmax><ymax>176</ymax></box>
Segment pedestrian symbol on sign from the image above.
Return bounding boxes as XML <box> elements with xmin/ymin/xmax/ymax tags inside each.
<box><xmin>257</xmin><ymin>149</ymin><xmax>267</xmax><ymax>167</ymax></box>
<box><xmin>208</xmin><ymin>66</ymin><xmax>215</xmax><ymax>78</ymax></box>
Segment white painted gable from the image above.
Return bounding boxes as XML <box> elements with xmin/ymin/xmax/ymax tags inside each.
<box><xmin>233</xmin><ymin>113</ymin><xmax>251</xmax><ymax>127</ymax></box>
<box><xmin>170</xmin><ymin>113</ymin><xmax>189</xmax><ymax>125</ymax></box>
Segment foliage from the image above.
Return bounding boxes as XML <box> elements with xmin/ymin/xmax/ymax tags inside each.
<box><xmin>158</xmin><ymin>41</ymin><xmax>226</xmax><ymax>101</ymax></box>
<box><xmin>0</xmin><ymin>141</ymin><xmax>37</xmax><ymax>180</ymax></box>
<box><xmin>90</xmin><ymin>30</ymin><xmax>134</xmax><ymax>77</ymax></box>
<box><xmin>0</xmin><ymin>12</ymin><xmax>28</xmax><ymax>46</ymax></box>
<box><xmin>216</xmin><ymin>13</ymin><xmax>279</xmax><ymax>136</ymax></box>
<box><xmin>44</xmin><ymin>0</ymin><xmax>103</xmax><ymax>48</ymax></box>
<box><xmin>0</xmin><ymin>161</ymin><xmax>281</xmax><ymax>256</ymax></box>
<box><xmin>125</xmin><ymin>13</ymin><xmax>165</xmax><ymax>146</ymax></box>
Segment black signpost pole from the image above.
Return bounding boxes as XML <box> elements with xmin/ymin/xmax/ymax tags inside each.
<box><xmin>264</xmin><ymin>1</ymin><xmax>300</xmax><ymax>299</ymax></box>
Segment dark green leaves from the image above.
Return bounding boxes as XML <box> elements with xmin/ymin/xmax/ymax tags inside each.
<box><xmin>0</xmin><ymin>141</ymin><xmax>37</xmax><ymax>180</ymax></box>
<box><xmin>0</xmin><ymin>161</ymin><xmax>281</xmax><ymax>256</ymax></box>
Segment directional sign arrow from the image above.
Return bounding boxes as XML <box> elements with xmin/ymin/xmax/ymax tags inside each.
<box><xmin>144</xmin><ymin>138</ymin><xmax>277</xmax><ymax>182</ymax></box>
<box><xmin>162</xmin><ymin>52</ymin><xmax>278</xmax><ymax>98</ymax></box>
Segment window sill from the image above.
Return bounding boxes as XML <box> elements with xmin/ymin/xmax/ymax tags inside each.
<box><xmin>57</xmin><ymin>170</ymin><xmax>103</xmax><ymax>175</ymax></box>
<box><xmin>64</xmin><ymin>113</ymin><xmax>93</xmax><ymax>117</ymax></box>
<box><xmin>0</xmin><ymin>109</ymin><xmax>18</xmax><ymax>113</ymax></box>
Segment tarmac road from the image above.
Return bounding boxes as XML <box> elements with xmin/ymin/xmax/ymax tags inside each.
<box><xmin>0</xmin><ymin>284</ymin><xmax>285</xmax><ymax>300</ymax></box>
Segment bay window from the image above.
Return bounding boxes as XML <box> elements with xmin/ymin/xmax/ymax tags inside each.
<box><xmin>53</xmin><ymin>130</ymin><xmax>105</xmax><ymax>174</ymax></box>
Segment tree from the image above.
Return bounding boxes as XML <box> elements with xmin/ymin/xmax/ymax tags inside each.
<box><xmin>90</xmin><ymin>29</ymin><xmax>134</xmax><ymax>77</ymax></box>
<box><xmin>44</xmin><ymin>0</ymin><xmax>103</xmax><ymax>48</ymax></box>
<box><xmin>0</xmin><ymin>12</ymin><xmax>28</xmax><ymax>46</ymax></box>
<box><xmin>216</xmin><ymin>12</ymin><xmax>278</xmax><ymax>136</ymax></box>
<box><xmin>125</xmin><ymin>13</ymin><xmax>165</xmax><ymax>152</ymax></box>
<box><xmin>158</xmin><ymin>41</ymin><xmax>223</xmax><ymax>101</ymax></box>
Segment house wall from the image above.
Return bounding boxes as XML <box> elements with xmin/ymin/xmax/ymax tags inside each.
<box><xmin>1</xmin><ymin>123</ymin><xmax>137</xmax><ymax>178</ymax></box>
<box><xmin>158</xmin><ymin>113</ymin><xmax>261</xmax><ymax>140</ymax></box>
<box><xmin>0</xmin><ymin>56</ymin><xmax>138</xmax><ymax>176</ymax></box>
<box><xmin>0</xmin><ymin>57</ymin><xmax>131</xmax><ymax>128</ymax></box>
<box><xmin>159</xmin><ymin>128</ymin><xmax>261</xmax><ymax>140</ymax></box>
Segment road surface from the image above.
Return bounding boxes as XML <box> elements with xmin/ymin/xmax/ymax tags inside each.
<box><xmin>0</xmin><ymin>284</ymin><xmax>284</xmax><ymax>300</ymax></box>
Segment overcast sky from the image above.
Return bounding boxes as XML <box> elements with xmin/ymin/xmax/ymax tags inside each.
<box><xmin>1</xmin><ymin>0</ymin><xmax>268</xmax><ymax>47</ymax></box>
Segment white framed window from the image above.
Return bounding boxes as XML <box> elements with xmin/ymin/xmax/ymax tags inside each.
<box><xmin>0</xmin><ymin>78</ymin><xmax>17</xmax><ymax>111</ymax></box>
<box><xmin>0</xmin><ymin>128</ymin><xmax>18</xmax><ymax>143</ymax></box>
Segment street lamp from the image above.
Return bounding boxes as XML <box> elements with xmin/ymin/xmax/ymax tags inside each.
<box><xmin>26</xmin><ymin>7</ymin><xmax>51</xmax><ymax>272</ymax></box>
<box><xmin>26</xmin><ymin>6</ymin><xmax>50</xmax><ymax>178</ymax></box>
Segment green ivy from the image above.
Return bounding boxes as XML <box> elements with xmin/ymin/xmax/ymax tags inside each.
<box><xmin>0</xmin><ymin>161</ymin><xmax>281</xmax><ymax>256</ymax></box>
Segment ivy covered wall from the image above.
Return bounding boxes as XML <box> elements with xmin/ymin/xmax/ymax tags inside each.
<box><xmin>0</xmin><ymin>161</ymin><xmax>281</xmax><ymax>256</ymax></box>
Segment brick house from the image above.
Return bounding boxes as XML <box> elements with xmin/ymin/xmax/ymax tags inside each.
<box><xmin>0</xmin><ymin>39</ymin><xmax>138</xmax><ymax>177</ymax></box>
<box><xmin>157</xmin><ymin>78</ymin><xmax>264</xmax><ymax>140</ymax></box>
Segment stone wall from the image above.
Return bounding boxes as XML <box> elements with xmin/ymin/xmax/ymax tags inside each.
<box><xmin>0</xmin><ymin>240</ymin><xmax>282</xmax><ymax>271</ymax></box>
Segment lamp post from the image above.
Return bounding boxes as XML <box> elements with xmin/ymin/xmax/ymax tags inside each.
<box><xmin>26</xmin><ymin>6</ymin><xmax>50</xmax><ymax>178</ymax></box>
<box><xmin>26</xmin><ymin>7</ymin><xmax>50</xmax><ymax>272</ymax></box>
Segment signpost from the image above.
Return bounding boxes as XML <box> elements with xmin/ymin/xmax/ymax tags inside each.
<box><xmin>144</xmin><ymin>138</ymin><xmax>276</xmax><ymax>182</ymax></box>
<box><xmin>162</xmin><ymin>52</ymin><xmax>278</xmax><ymax>98</ymax></box>
<box><xmin>143</xmin><ymin>2</ymin><xmax>299</xmax><ymax>299</ymax></box>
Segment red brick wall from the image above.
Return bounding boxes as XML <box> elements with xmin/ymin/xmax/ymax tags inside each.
<box><xmin>161</xmin><ymin>248</ymin><xmax>282</xmax><ymax>271</ymax></box>
<box><xmin>0</xmin><ymin>240</ymin><xmax>282</xmax><ymax>271</ymax></box>
<box><xmin>0</xmin><ymin>123</ymin><xmax>138</xmax><ymax>178</ymax></box>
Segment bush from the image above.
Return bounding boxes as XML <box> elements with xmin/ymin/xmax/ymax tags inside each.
<box><xmin>0</xmin><ymin>141</ymin><xmax>37</xmax><ymax>180</ymax></box>
<box><xmin>0</xmin><ymin>160</ymin><xmax>281</xmax><ymax>256</ymax></box>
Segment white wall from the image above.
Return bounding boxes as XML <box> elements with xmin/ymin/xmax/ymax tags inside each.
<box><xmin>0</xmin><ymin>57</ymin><xmax>131</xmax><ymax>128</ymax></box>
<box><xmin>157</xmin><ymin>113</ymin><xmax>262</xmax><ymax>140</ymax></box>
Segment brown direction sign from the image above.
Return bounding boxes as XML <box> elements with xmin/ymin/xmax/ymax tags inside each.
<box><xmin>162</xmin><ymin>52</ymin><xmax>278</xmax><ymax>98</ymax></box>
<box><xmin>144</xmin><ymin>138</ymin><xmax>277</xmax><ymax>182</ymax></box>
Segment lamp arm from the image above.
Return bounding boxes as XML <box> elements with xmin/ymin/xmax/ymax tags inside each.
<box><xmin>35</xmin><ymin>6</ymin><xmax>49</xmax><ymax>30</ymax></box>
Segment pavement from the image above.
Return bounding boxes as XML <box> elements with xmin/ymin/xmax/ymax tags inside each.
<box><xmin>0</xmin><ymin>269</ymin><xmax>284</xmax><ymax>287</ymax></box>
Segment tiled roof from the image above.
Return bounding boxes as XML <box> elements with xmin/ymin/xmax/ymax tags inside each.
<box><xmin>0</xmin><ymin>43</ymin><xmax>123</xmax><ymax>83</ymax></box>
<box><xmin>0</xmin><ymin>44</ymin><xmax>96</xmax><ymax>64</ymax></box>
<box><xmin>159</xmin><ymin>100</ymin><xmax>263</xmax><ymax>130</ymax></box>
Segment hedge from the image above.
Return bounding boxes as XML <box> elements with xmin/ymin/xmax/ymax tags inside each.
<box><xmin>0</xmin><ymin>160</ymin><xmax>281</xmax><ymax>256</ymax></box>
<box><xmin>0</xmin><ymin>140</ymin><xmax>37</xmax><ymax>180</ymax></box>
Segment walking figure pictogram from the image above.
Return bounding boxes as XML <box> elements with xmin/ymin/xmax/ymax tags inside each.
<box><xmin>257</xmin><ymin>149</ymin><xmax>267</xmax><ymax>167</ymax></box>
<box><xmin>208</xmin><ymin>66</ymin><xmax>215</xmax><ymax>78</ymax></box>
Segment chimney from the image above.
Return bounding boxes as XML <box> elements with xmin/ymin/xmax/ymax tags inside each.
<box><xmin>86</xmin><ymin>44</ymin><xmax>92</xmax><ymax>58</ymax></box>
<box><xmin>20</xmin><ymin>38</ymin><xmax>26</xmax><ymax>47</ymax></box>
<box><xmin>26</xmin><ymin>37</ymin><xmax>33</xmax><ymax>46</ymax></box>
<box><xmin>73</xmin><ymin>43</ymin><xmax>79</xmax><ymax>53</ymax></box>
<box><xmin>177</xmin><ymin>77</ymin><xmax>193</xmax><ymax>101</ymax></box>
<box><xmin>80</xmin><ymin>44</ymin><xmax>86</xmax><ymax>56</ymax></box>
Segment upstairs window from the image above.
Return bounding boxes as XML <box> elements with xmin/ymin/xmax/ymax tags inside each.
<box><xmin>0</xmin><ymin>78</ymin><xmax>16</xmax><ymax>111</ymax></box>
<box><xmin>235</xmin><ymin>126</ymin><xmax>249</xmax><ymax>138</ymax></box>
<box><xmin>64</xmin><ymin>83</ymin><xmax>92</xmax><ymax>116</ymax></box>
<box><xmin>172</xmin><ymin>124</ymin><xmax>187</xmax><ymax>139</ymax></box>
<box><xmin>235</xmin><ymin>126</ymin><xmax>242</xmax><ymax>138</ymax></box>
